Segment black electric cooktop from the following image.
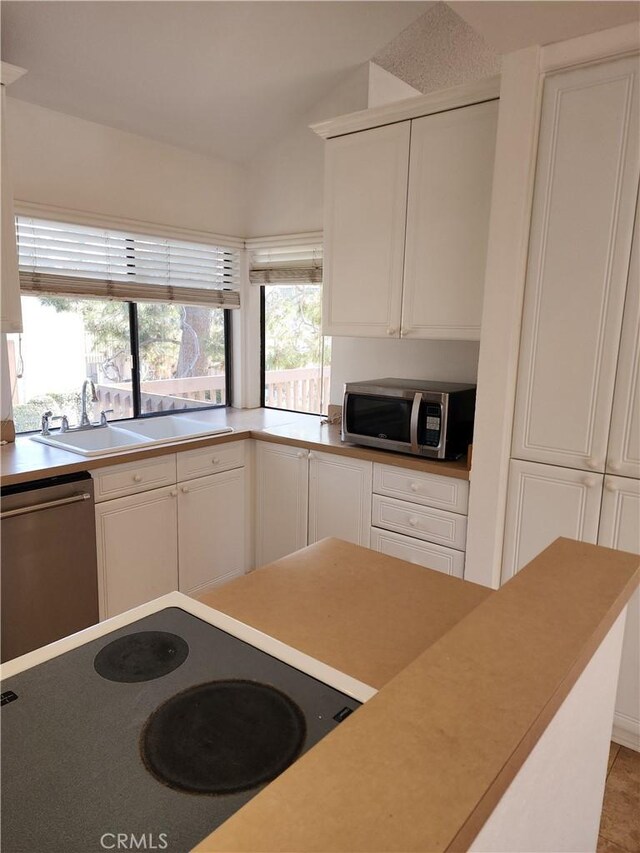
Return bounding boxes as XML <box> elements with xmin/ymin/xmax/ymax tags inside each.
<box><xmin>0</xmin><ymin>607</ymin><xmax>361</xmax><ymax>853</ymax></box>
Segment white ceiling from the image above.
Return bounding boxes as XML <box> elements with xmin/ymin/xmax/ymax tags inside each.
<box><xmin>450</xmin><ymin>1</ymin><xmax>639</xmax><ymax>54</ymax></box>
<box><xmin>0</xmin><ymin>1</ymin><xmax>430</xmax><ymax>164</ymax></box>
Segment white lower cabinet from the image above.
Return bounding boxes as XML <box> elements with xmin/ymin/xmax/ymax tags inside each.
<box><xmin>255</xmin><ymin>441</ymin><xmax>372</xmax><ymax>567</ymax></box>
<box><xmin>308</xmin><ymin>451</ymin><xmax>372</xmax><ymax>548</ymax></box>
<box><xmin>599</xmin><ymin>476</ymin><xmax>640</xmax><ymax>748</ymax></box>
<box><xmin>369</xmin><ymin>463</ymin><xmax>468</xmax><ymax>577</ymax></box>
<box><xmin>370</xmin><ymin>527</ymin><xmax>465</xmax><ymax>578</ymax></box>
<box><xmin>255</xmin><ymin>442</ymin><xmax>310</xmax><ymax>567</ymax></box>
<box><xmin>177</xmin><ymin>468</ymin><xmax>247</xmax><ymax>596</ymax></box>
<box><xmin>501</xmin><ymin>460</ymin><xmax>603</xmax><ymax>583</ymax></box>
<box><xmin>94</xmin><ymin>442</ymin><xmax>248</xmax><ymax>619</ymax></box>
<box><xmin>95</xmin><ymin>485</ymin><xmax>179</xmax><ymax>619</ymax></box>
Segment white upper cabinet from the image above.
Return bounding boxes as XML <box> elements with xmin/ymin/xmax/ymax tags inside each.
<box><xmin>402</xmin><ymin>100</ymin><xmax>498</xmax><ymax>341</ymax></box>
<box><xmin>512</xmin><ymin>56</ymin><xmax>640</xmax><ymax>471</ymax></box>
<box><xmin>323</xmin><ymin>122</ymin><xmax>409</xmax><ymax>338</ymax></box>
<box><xmin>607</xmin><ymin>201</ymin><xmax>640</xmax><ymax>479</ymax></box>
<box><xmin>321</xmin><ymin>95</ymin><xmax>498</xmax><ymax>341</ymax></box>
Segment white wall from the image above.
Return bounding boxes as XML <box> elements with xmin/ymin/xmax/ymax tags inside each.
<box><xmin>6</xmin><ymin>98</ymin><xmax>247</xmax><ymax>238</ymax></box>
<box><xmin>245</xmin><ymin>64</ymin><xmax>370</xmax><ymax>238</ymax></box>
<box><xmin>329</xmin><ymin>338</ymin><xmax>480</xmax><ymax>405</ymax></box>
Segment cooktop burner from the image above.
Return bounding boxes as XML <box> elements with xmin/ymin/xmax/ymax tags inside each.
<box><xmin>94</xmin><ymin>631</ymin><xmax>189</xmax><ymax>682</ymax></box>
<box><xmin>1</xmin><ymin>607</ymin><xmax>362</xmax><ymax>853</ymax></box>
<box><xmin>141</xmin><ymin>679</ymin><xmax>306</xmax><ymax>794</ymax></box>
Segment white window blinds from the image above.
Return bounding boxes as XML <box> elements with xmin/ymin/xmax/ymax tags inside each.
<box><xmin>16</xmin><ymin>217</ymin><xmax>241</xmax><ymax>308</ymax></box>
<box><xmin>249</xmin><ymin>242</ymin><xmax>322</xmax><ymax>285</ymax></box>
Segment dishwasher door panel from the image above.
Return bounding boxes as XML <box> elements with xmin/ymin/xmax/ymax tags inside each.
<box><xmin>1</xmin><ymin>474</ymin><xmax>99</xmax><ymax>663</ymax></box>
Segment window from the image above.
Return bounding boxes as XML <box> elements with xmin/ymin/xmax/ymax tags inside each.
<box><xmin>11</xmin><ymin>217</ymin><xmax>239</xmax><ymax>433</ymax></box>
<box><xmin>251</xmin><ymin>240</ymin><xmax>330</xmax><ymax>416</ymax></box>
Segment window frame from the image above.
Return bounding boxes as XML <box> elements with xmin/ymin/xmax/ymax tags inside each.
<box><xmin>13</xmin><ymin>295</ymin><xmax>233</xmax><ymax>434</ymax></box>
<box><xmin>259</xmin><ymin>284</ymin><xmax>327</xmax><ymax>417</ymax></box>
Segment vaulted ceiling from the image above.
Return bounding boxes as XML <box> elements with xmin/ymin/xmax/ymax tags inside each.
<box><xmin>2</xmin><ymin>1</ymin><xmax>638</xmax><ymax>167</ymax></box>
<box><xmin>0</xmin><ymin>1</ymin><xmax>431</xmax><ymax>163</ymax></box>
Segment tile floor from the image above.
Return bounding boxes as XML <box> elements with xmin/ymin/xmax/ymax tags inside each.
<box><xmin>597</xmin><ymin>743</ymin><xmax>639</xmax><ymax>853</ymax></box>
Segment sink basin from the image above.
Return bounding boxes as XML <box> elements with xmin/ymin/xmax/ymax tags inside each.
<box><xmin>31</xmin><ymin>417</ymin><xmax>234</xmax><ymax>457</ymax></box>
<box><xmin>31</xmin><ymin>426</ymin><xmax>153</xmax><ymax>456</ymax></box>
<box><xmin>116</xmin><ymin>416</ymin><xmax>234</xmax><ymax>443</ymax></box>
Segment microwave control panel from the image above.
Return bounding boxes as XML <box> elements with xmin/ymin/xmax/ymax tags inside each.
<box><xmin>423</xmin><ymin>404</ymin><xmax>441</xmax><ymax>447</ymax></box>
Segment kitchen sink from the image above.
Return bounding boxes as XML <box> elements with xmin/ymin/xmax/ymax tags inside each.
<box><xmin>115</xmin><ymin>415</ymin><xmax>233</xmax><ymax>442</ymax></box>
<box><xmin>31</xmin><ymin>417</ymin><xmax>234</xmax><ymax>457</ymax></box>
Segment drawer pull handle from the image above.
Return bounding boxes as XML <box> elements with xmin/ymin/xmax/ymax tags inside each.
<box><xmin>410</xmin><ymin>482</ymin><xmax>419</xmax><ymax>492</ymax></box>
<box><xmin>408</xmin><ymin>517</ymin><xmax>418</xmax><ymax>527</ymax></box>
<box><xmin>133</xmin><ymin>474</ymin><xmax>143</xmax><ymax>483</ymax></box>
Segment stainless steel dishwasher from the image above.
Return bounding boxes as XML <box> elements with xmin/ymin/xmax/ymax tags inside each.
<box><xmin>1</xmin><ymin>472</ymin><xmax>99</xmax><ymax>663</ymax></box>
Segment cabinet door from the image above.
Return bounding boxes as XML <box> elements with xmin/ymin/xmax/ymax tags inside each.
<box><xmin>178</xmin><ymin>468</ymin><xmax>246</xmax><ymax>595</ymax></box>
<box><xmin>607</xmin><ymin>202</ymin><xmax>640</xmax><ymax>479</ymax></box>
<box><xmin>599</xmin><ymin>476</ymin><xmax>640</xmax><ymax>747</ymax></box>
<box><xmin>401</xmin><ymin>100</ymin><xmax>498</xmax><ymax>341</ymax></box>
<box><xmin>255</xmin><ymin>441</ymin><xmax>309</xmax><ymax>567</ymax></box>
<box><xmin>308</xmin><ymin>450</ymin><xmax>372</xmax><ymax>547</ymax></box>
<box><xmin>95</xmin><ymin>486</ymin><xmax>178</xmax><ymax>619</ymax></box>
<box><xmin>322</xmin><ymin>122</ymin><xmax>410</xmax><ymax>337</ymax></box>
<box><xmin>512</xmin><ymin>56</ymin><xmax>640</xmax><ymax>471</ymax></box>
<box><xmin>501</xmin><ymin>460</ymin><xmax>603</xmax><ymax>583</ymax></box>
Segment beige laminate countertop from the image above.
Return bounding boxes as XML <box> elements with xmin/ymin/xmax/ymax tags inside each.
<box><xmin>193</xmin><ymin>537</ymin><xmax>639</xmax><ymax>853</ymax></box>
<box><xmin>0</xmin><ymin>408</ymin><xmax>470</xmax><ymax>487</ymax></box>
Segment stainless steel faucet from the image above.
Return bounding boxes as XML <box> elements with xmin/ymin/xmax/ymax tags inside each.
<box><xmin>80</xmin><ymin>379</ymin><xmax>98</xmax><ymax>427</ymax></box>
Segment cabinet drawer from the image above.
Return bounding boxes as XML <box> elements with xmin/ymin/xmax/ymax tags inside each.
<box><xmin>370</xmin><ymin>527</ymin><xmax>465</xmax><ymax>578</ymax></box>
<box><xmin>372</xmin><ymin>494</ymin><xmax>467</xmax><ymax>550</ymax></box>
<box><xmin>373</xmin><ymin>464</ymin><xmax>469</xmax><ymax>514</ymax></box>
<box><xmin>177</xmin><ymin>440</ymin><xmax>245</xmax><ymax>482</ymax></box>
<box><xmin>92</xmin><ymin>455</ymin><xmax>177</xmax><ymax>502</ymax></box>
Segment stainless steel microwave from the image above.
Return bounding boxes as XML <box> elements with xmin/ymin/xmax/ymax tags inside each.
<box><xmin>341</xmin><ymin>378</ymin><xmax>476</xmax><ymax>460</ymax></box>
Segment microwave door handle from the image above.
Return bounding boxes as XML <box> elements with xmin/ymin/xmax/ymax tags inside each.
<box><xmin>410</xmin><ymin>392</ymin><xmax>421</xmax><ymax>454</ymax></box>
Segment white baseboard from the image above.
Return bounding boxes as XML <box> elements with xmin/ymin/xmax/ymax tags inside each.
<box><xmin>612</xmin><ymin>712</ymin><xmax>640</xmax><ymax>752</ymax></box>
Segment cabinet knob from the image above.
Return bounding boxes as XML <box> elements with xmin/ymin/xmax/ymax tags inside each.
<box><xmin>169</xmin><ymin>489</ymin><xmax>178</xmax><ymax>497</ymax></box>
<box><xmin>410</xmin><ymin>482</ymin><xmax>420</xmax><ymax>492</ymax></box>
<box><xmin>607</xmin><ymin>460</ymin><xmax>621</xmax><ymax>472</ymax></box>
<box><xmin>586</xmin><ymin>457</ymin><xmax>601</xmax><ymax>470</ymax></box>
<box><xmin>308</xmin><ymin>451</ymin><xmax>314</xmax><ymax>460</ymax></box>
<box><xmin>408</xmin><ymin>516</ymin><xmax>418</xmax><ymax>527</ymax></box>
<box><xmin>133</xmin><ymin>473</ymin><xmax>142</xmax><ymax>483</ymax></box>
<box><xmin>212</xmin><ymin>457</ymin><xmax>220</xmax><ymax>464</ymax></box>
<box><xmin>605</xmin><ymin>481</ymin><xmax>617</xmax><ymax>492</ymax></box>
<box><xmin>386</xmin><ymin>327</ymin><xmax>397</xmax><ymax>336</ymax></box>
<box><xmin>296</xmin><ymin>451</ymin><xmax>306</xmax><ymax>459</ymax></box>
<box><xmin>402</xmin><ymin>327</ymin><xmax>412</xmax><ymax>337</ymax></box>
<box><xmin>582</xmin><ymin>476</ymin><xmax>598</xmax><ymax>488</ymax></box>
<box><xmin>181</xmin><ymin>485</ymin><xmax>189</xmax><ymax>494</ymax></box>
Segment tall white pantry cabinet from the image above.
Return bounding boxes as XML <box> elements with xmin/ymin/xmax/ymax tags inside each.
<box><xmin>502</xmin><ymin>54</ymin><xmax>640</xmax><ymax>749</ymax></box>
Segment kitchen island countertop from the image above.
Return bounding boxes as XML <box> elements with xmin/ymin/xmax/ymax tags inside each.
<box><xmin>194</xmin><ymin>537</ymin><xmax>639</xmax><ymax>852</ymax></box>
